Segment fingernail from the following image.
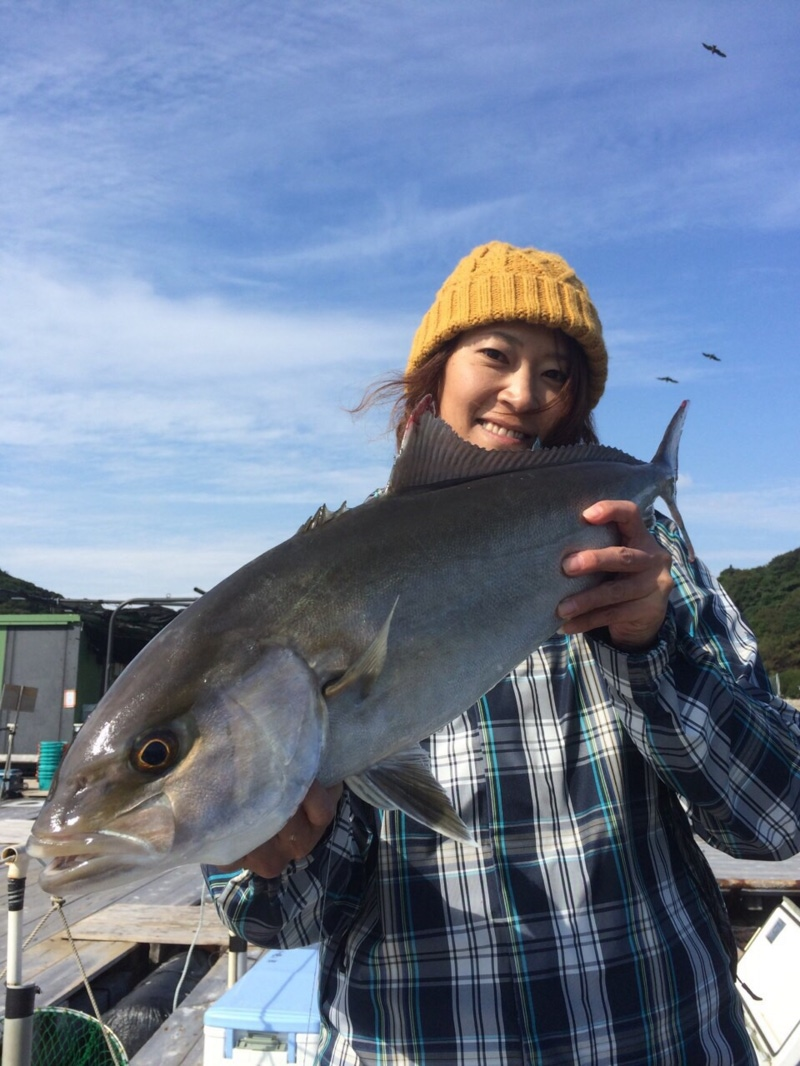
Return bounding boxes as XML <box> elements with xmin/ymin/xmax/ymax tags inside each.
<box><xmin>558</xmin><ymin>599</ymin><xmax>577</xmax><ymax>619</ymax></box>
<box><xmin>562</xmin><ymin>556</ymin><xmax>580</xmax><ymax>574</ymax></box>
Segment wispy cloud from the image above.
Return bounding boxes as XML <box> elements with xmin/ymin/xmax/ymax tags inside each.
<box><xmin>0</xmin><ymin>0</ymin><xmax>797</xmax><ymax>599</ymax></box>
<box><xmin>3</xmin><ymin>0</ymin><xmax>797</xmax><ymax>287</ymax></box>
<box><xmin>686</xmin><ymin>484</ymin><xmax>800</xmax><ymax>535</ymax></box>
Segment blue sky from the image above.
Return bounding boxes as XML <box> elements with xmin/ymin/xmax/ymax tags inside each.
<box><xmin>1</xmin><ymin>0</ymin><xmax>798</xmax><ymax>600</ymax></box>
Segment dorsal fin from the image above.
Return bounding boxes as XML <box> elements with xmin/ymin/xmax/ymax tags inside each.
<box><xmin>298</xmin><ymin>501</ymin><xmax>348</xmax><ymax>534</ymax></box>
<box><xmin>386</xmin><ymin>397</ymin><xmax>643</xmax><ymax>495</ymax></box>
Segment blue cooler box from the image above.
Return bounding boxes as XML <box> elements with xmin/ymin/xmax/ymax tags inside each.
<box><xmin>204</xmin><ymin>947</ymin><xmax>320</xmax><ymax>1064</ymax></box>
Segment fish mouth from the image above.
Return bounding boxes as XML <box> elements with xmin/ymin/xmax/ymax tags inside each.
<box><xmin>28</xmin><ymin>829</ymin><xmax>166</xmax><ymax>893</ymax></box>
<box><xmin>28</xmin><ymin>798</ymin><xmax>177</xmax><ymax>894</ymax></box>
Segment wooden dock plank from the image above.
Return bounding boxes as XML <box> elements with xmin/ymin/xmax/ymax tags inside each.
<box><xmin>698</xmin><ymin>839</ymin><xmax>800</xmax><ymax>889</ymax></box>
<box><xmin>1</xmin><ymin>859</ymin><xmax>216</xmax><ymax>1019</ymax></box>
<box><xmin>8</xmin><ymin>930</ymin><xmax>77</xmax><ymax>974</ymax></box>
<box><xmin>126</xmin><ymin>948</ymin><xmax>266</xmax><ymax>1066</ymax></box>
<box><xmin>30</xmin><ymin>937</ymin><xmax>139</xmax><ymax>1009</ymax></box>
<box><xmin>63</xmin><ymin>904</ymin><xmax>231</xmax><ymax>947</ymax></box>
<box><xmin>0</xmin><ymin>863</ymin><xmax>210</xmax><ymax>962</ymax></box>
<box><xmin>0</xmin><ymin>818</ymin><xmax>42</xmax><ymax>846</ymax></box>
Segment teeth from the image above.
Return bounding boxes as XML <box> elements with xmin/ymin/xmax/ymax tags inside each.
<box><xmin>480</xmin><ymin>421</ymin><xmax>525</xmax><ymax>440</ymax></box>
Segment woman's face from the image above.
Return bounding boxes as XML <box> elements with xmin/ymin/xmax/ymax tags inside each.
<box><xmin>437</xmin><ymin>322</ymin><xmax>572</xmax><ymax>450</ymax></box>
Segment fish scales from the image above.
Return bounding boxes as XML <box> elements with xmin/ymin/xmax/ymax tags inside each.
<box><xmin>28</xmin><ymin>401</ymin><xmax>690</xmax><ymax>893</ymax></box>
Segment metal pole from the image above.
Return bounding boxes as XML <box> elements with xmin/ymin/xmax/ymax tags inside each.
<box><xmin>1</xmin><ymin>722</ymin><xmax>17</xmax><ymax>800</ymax></box>
<box><xmin>227</xmin><ymin>934</ymin><xmax>248</xmax><ymax>987</ymax></box>
<box><xmin>102</xmin><ymin>602</ymin><xmax>125</xmax><ymax>695</ymax></box>
<box><xmin>1</xmin><ymin>689</ymin><xmax>21</xmax><ymax>800</ymax></box>
<box><xmin>2</xmin><ymin>845</ymin><xmax>37</xmax><ymax>1066</ymax></box>
<box><xmin>102</xmin><ymin>598</ymin><xmax>196</xmax><ymax>695</ymax></box>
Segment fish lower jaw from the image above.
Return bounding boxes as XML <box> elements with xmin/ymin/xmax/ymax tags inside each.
<box><xmin>28</xmin><ymin>825</ymin><xmax>173</xmax><ymax>894</ymax></box>
<box><xmin>37</xmin><ymin>852</ymin><xmax>159</xmax><ymax>894</ymax></box>
<box><xmin>30</xmin><ymin>836</ymin><xmax>168</xmax><ymax>894</ymax></box>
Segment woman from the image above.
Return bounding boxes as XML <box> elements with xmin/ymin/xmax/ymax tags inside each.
<box><xmin>204</xmin><ymin>242</ymin><xmax>800</xmax><ymax>1065</ymax></box>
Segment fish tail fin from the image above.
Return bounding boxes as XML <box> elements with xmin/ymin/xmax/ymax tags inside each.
<box><xmin>653</xmin><ymin>400</ymin><xmax>696</xmax><ymax>562</ymax></box>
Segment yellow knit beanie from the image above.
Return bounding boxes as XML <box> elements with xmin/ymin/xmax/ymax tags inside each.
<box><xmin>406</xmin><ymin>241</ymin><xmax>608</xmax><ymax>409</ymax></box>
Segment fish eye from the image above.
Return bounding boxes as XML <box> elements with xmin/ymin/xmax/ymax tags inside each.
<box><xmin>130</xmin><ymin>731</ymin><xmax>180</xmax><ymax>774</ymax></box>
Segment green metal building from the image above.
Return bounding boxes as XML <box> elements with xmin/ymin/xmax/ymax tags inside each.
<box><xmin>0</xmin><ymin>613</ymin><xmax>104</xmax><ymax>752</ymax></box>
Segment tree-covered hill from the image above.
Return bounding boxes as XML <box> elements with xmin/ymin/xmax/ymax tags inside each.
<box><xmin>0</xmin><ymin>568</ymin><xmax>63</xmax><ymax>611</ymax></box>
<box><xmin>718</xmin><ymin>548</ymin><xmax>800</xmax><ymax>699</ymax></box>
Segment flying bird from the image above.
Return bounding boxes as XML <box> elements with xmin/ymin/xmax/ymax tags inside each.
<box><xmin>658</xmin><ymin>376</ymin><xmax>679</xmax><ymax>384</ymax></box>
<box><xmin>702</xmin><ymin>43</ymin><xmax>726</xmax><ymax>57</ymax></box>
<box><xmin>702</xmin><ymin>352</ymin><xmax>721</xmax><ymax>361</ymax></box>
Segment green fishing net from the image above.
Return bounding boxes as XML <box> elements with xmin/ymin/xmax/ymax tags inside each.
<box><xmin>1</xmin><ymin>1006</ymin><xmax>128</xmax><ymax>1066</ymax></box>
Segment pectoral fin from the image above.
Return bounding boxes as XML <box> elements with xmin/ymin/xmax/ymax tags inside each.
<box><xmin>346</xmin><ymin>746</ymin><xmax>478</xmax><ymax>846</ymax></box>
<box><xmin>323</xmin><ymin>598</ymin><xmax>398</xmax><ymax>701</ymax></box>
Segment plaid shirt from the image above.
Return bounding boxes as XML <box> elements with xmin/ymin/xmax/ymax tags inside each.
<box><xmin>205</xmin><ymin>518</ymin><xmax>800</xmax><ymax>1065</ymax></box>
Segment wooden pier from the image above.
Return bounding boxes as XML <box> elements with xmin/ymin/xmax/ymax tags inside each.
<box><xmin>5</xmin><ymin>791</ymin><xmax>800</xmax><ymax>1064</ymax></box>
<box><xmin>0</xmin><ymin>796</ymin><xmax>264</xmax><ymax>1065</ymax></box>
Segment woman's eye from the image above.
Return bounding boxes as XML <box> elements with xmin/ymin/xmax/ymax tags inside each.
<box><xmin>479</xmin><ymin>347</ymin><xmax>507</xmax><ymax>362</ymax></box>
<box><xmin>545</xmin><ymin>368</ymin><xmax>568</xmax><ymax>384</ymax></box>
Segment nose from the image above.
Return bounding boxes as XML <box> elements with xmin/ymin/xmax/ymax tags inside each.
<box><xmin>498</xmin><ymin>364</ymin><xmax>537</xmax><ymax>410</ymax></box>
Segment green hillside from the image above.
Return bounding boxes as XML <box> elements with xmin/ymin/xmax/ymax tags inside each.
<box><xmin>718</xmin><ymin>548</ymin><xmax>800</xmax><ymax>699</ymax></box>
<box><xmin>0</xmin><ymin>569</ymin><xmax>63</xmax><ymax>611</ymax></box>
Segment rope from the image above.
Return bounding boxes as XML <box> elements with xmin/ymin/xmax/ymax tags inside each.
<box><xmin>0</xmin><ymin>895</ymin><xmax>63</xmax><ymax>982</ymax></box>
<box><xmin>172</xmin><ymin>881</ymin><xmax>207</xmax><ymax>1013</ymax></box>
<box><xmin>51</xmin><ymin>897</ymin><xmax>126</xmax><ymax>1066</ymax></box>
<box><xmin>3</xmin><ymin>878</ymin><xmax>220</xmax><ymax>1060</ymax></box>
<box><xmin>1</xmin><ymin>894</ymin><xmax>126</xmax><ymax>1064</ymax></box>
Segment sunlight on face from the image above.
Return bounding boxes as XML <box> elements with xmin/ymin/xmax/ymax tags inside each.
<box><xmin>438</xmin><ymin>322</ymin><xmax>572</xmax><ymax>450</ymax></box>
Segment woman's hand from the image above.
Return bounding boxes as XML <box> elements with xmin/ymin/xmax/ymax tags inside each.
<box><xmin>216</xmin><ymin>780</ymin><xmax>343</xmax><ymax>879</ymax></box>
<box><xmin>557</xmin><ymin>501</ymin><xmax>674</xmax><ymax>651</ymax></box>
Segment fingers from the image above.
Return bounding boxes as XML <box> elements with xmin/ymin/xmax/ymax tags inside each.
<box><xmin>571</xmin><ymin>501</ymin><xmax>657</xmax><ymax>562</ymax></box>
<box><xmin>558</xmin><ymin>501</ymin><xmax>673</xmax><ymax>650</ymax></box>
<box><xmin>217</xmin><ymin>780</ymin><xmax>343</xmax><ymax>880</ymax></box>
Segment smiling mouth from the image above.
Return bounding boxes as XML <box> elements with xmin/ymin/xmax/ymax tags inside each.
<box><xmin>477</xmin><ymin>419</ymin><xmax>529</xmax><ymax>443</ymax></box>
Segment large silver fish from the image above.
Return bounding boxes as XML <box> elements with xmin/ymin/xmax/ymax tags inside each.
<box><xmin>28</xmin><ymin>401</ymin><xmax>692</xmax><ymax>893</ymax></box>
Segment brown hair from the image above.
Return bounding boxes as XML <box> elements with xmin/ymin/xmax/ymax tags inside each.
<box><xmin>356</xmin><ymin>329</ymin><xmax>599</xmax><ymax>449</ymax></box>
